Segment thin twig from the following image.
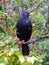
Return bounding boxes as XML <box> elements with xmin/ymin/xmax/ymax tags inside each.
<box><xmin>22</xmin><ymin>0</ymin><xmax>24</xmax><ymax>13</ymax></box>
<box><xmin>29</xmin><ymin>0</ymin><xmax>37</xmax><ymax>6</ymax></box>
<box><xmin>38</xmin><ymin>6</ymin><xmax>48</xmax><ymax>13</ymax></box>
<box><xmin>48</xmin><ymin>0</ymin><xmax>49</xmax><ymax>19</ymax></box>
<box><xmin>29</xmin><ymin>1</ymin><xmax>43</xmax><ymax>13</ymax></box>
<box><xmin>22</xmin><ymin>34</ymin><xmax>49</xmax><ymax>44</ymax></box>
<box><xmin>0</xmin><ymin>40</ymin><xmax>16</xmax><ymax>50</ymax></box>
<box><xmin>4</xmin><ymin>0</ymin><xmax>6</xmax><ymax>12</ymax></box>
<box><xmin>4</xmin><ymin>0</ymin><xmax>8</xmax><ymax>28</ymax></box>
<box><xmin>0</xmin><ymin>34</ymin><xmax>49</xmax><ymax>51</ymax></box>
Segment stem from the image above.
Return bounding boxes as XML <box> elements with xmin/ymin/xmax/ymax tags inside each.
<box><xmin>22</xmin><ymin>0</ymin><xmax>24</xmax><ymax>13</ymax></box>
<box><xmin>29</xmin><ymin>1</ymin><xmax>43</xmax><ymax>14</ymax></box>
<box><xmin>4</xmin><ymin>0</ymin><xmax>8</xmax><ymax>28</ymax></box>
<box><xmin>0</xmin><ymin>34</ymin><xmax>49</xmax><ymax>51</ymax></box>
<box><xmin>22</xmin><ymin>34</ymin><xmax>49</xmax><ymax>44</ymax></box>
<box><xmin>4</xmin><ymin>0</ymin><xmax>6</xmax><ymax>12</ymax></box>
<box><xmin>48</xmin><ymin>0</ymin><xmax>49</xmax><ymax>20</ymax></box>
<box><xmin>30</xmin><ymin>0</ymin><xmax>36</xmax><ymax>6</ymax></box>
<box><xmin>29</xmin><ymin>0</ymin><xmax>48</xmax><ymax>15</ymax></box>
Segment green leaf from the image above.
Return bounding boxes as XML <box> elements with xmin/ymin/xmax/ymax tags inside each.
<box><xmin>0</xmin><ymin>27</ymin><xmax>6</xmax><ymax>36</ymax></box>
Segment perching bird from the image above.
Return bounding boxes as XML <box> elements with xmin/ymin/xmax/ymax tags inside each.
<box><xmin>16</xmin><ymin>11</ymin><xmax>32</xmax><ymax>55</ymax></box>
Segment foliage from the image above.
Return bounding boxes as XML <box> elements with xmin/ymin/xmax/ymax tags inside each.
<box><xmin>0</xmin><ymin>0</ymin><xmax>49</xmax><ymax>65</ymax></box>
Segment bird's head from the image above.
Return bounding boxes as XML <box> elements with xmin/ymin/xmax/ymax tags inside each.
<box><xmin>21</xmin><ymin>11</ymin><xmax>30</xmax><ymax>18</ymax></box>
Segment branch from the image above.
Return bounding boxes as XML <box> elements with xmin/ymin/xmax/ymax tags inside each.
<box><xmin>4</xmin><ymin>0</ymin><xmax>6</xmax><ymax>12</ymax></box>
<box><xmin>29</xmin><ymin>0</ymin><xmax>37</xmax><ymax>6</ymax></box>
<box><xmin>22</xmin><ymin>34</ymin><xmax>49</xmax><ymax>44</ymax></box>
<box><xmin>4</xmin><ymin>0</ymin><xmax>8</xmax><ymax>28</ymax></box>
<box><xmin>0</xmin><ymin>34</ymin><xmax>49</xmax><ymax>51</ymax></box>
<box><xmin>48</xmin><ymin>0</ymin><xmax>49</xmax><ymax>19</ymax></box>
<box><xmin>22</xmin><ymin>0</ymin><xmax>24</xmax><ymax>13</ymax></box>
<box><xmin>0</xmin><ymin>40</ymin><xmax>16</xmax><ymax>50</ymax></box>
<box><xmin>38</xmin><ymin>6</ymin><xmax>48</xmax><ymax>13</ymax></box>
<box><xmin>29</xmin><ymin>1</ymin><xmax>43</xmax><ymax>13</ymax></box>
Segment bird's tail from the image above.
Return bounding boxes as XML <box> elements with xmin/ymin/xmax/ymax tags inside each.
<box><xmin>22</xmin><ymin>44</ymin><xmax>29</xmax><ymax>55</ymax></box>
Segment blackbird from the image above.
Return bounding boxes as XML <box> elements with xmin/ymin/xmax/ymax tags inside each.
<box><xmin>16</xmin><ymin>12</ymin><xmax>32</xmax><ymax>55</ymax></box>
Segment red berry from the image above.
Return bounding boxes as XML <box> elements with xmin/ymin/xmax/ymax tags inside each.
<box><xmin>3</xmin><ymin>26</ymin><xmax>8</xmax><ymax>31</ymax></box>
<box><xmin>0</xmin><ymin>20</ymin><xmax>3</xmax><ymax>24</ymax></box>
<box><xmin>18</xmin><ymin>44</ymin><xmax>21</xmax><ymax>48</ymax></box>
<box><xmin>36</xmin><ymin>51</ymin><xmax>40</xmax><ymax>56</ymax></box>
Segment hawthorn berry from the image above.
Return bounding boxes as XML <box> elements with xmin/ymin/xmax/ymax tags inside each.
<box><xmin>0</xmin><ymin>20</ymin><xmax>3</xmax><ymax>24</ymax></box>
<box><xmin>3</xmin><ymin>26</ymin><xmax>8</xmax><ymax>31</ymax></box>
<box><xmin>36</xmin><ymin>51</ymin><xmax>40</xmax><ymax>56</ymax></box>
<box><xmin>18</xmin><ymin>44</ymin><xmax>21</xmax><ymax>48</ymax></box>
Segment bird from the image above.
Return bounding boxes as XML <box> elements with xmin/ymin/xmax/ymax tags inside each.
<box><xmin>16</xmin><ymin>11</ymin><xmax>32</xmax><ymax>55</ymax></box>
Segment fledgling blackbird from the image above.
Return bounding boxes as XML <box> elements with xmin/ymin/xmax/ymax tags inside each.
<box><xmin>16</xmin><ymin>12</ymin><xmax>32</xmax><ymax>55</ymax></box>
